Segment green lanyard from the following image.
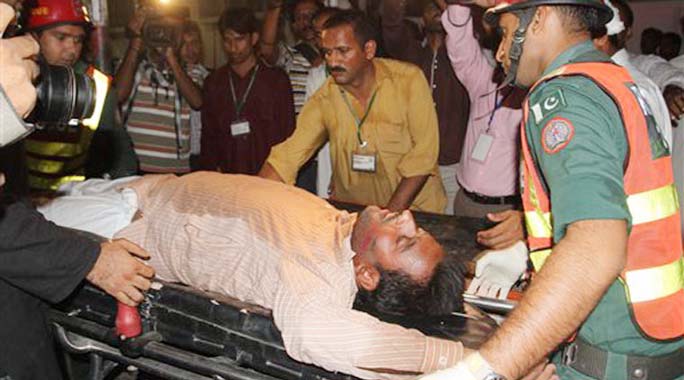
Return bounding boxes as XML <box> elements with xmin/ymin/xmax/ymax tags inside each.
<box><xmin>229</xmin><ymin>65</ymin><xmax>260</xmax><ymax>118</ymax></box>
<box><xmin>340</xmin><ymin>88</ymin><xmax>378</xmax><ymax>147</ymax></box>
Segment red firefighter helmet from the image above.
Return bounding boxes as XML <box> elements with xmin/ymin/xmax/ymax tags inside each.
<box><xmin>26</xmin><ymin>0</ymin><xmax>91</xmax><ymax>31</ymax></box>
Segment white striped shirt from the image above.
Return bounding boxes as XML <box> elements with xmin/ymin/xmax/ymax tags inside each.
<box><xmin>115</xmin><ymin>172</ymin><xmax>463</xmax><ymax>379</ymax></box>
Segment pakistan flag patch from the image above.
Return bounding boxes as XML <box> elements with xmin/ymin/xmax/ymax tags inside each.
<box><xmin>531</xmin><ymin>88</ymin><xmax>568</xmax><ymax>124</ymax></box>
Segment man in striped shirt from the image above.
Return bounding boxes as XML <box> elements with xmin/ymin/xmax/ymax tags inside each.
<box><xmin>40</xmin><ymin>172</ymin><xmax>469</xmax><ymax>379</ymax></box>
<box><xmin>114</xmin><ymin>10</ymin><xmax>205</xmax><ymax>174</ymax></box>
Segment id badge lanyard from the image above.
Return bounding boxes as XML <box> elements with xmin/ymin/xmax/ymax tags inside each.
<box><xmin>340</xmin><ymin>88</ymin><xmax>378</xmax><ymax>148</ymax></box>
<box><xmin>229</xmin><ymin>65</ymin><xmax>260</xmax><ymax>120</ymax></box>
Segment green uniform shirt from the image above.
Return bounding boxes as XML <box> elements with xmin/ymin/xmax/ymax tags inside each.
<box><xmin>524</xmin><ymin>41</ymin><xmax>683</xmax><ymax>379</ymax></box>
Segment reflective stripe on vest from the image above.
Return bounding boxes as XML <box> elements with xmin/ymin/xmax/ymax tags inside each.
<box><xmin>28</xmin><ymin>174</ymin><xmax>86</xmax><ymax>191</ymax></box>
<box><xmin>521</xmin><ymin>62</ymin><xmax>684</xmax><ymax>340</ymax></box>
<box><xmin>625</xmin><ymin>258</ymin><xmax>684</xmax><ymax>303</ymax></box>
<box><xmin>25</xmin><ymin>66</ymin><xmax>110</xmax><ymax>191</ymax></box>
<box><xmin>529</xmin><ymin>183</ymin><xmax>680</xmax><ymax>269</ymax></box>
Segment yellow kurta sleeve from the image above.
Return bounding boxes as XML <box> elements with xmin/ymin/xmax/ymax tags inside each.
<box><xmin>396</xmin><ymin>68</ymin><xmax>440</xmax><ymax>179</ymax></box>
<box><xmin>266</xmin><ymin>96</ymin><xmax>329</xmax><ymax>184</ymax></box>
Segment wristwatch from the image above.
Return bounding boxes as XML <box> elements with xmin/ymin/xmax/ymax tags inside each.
<box><xmin>466</xmin><ymin>352</ymin><xmax>509</xmax><ymax>380</ymax></box>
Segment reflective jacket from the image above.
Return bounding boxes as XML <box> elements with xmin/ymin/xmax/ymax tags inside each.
<box><xmin>521</xmin><ymin>62</ymin><xmax>684</xmax><ymax>340</ymax></box>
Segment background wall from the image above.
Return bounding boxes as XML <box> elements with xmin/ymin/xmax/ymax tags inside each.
<box><xmin>627</xmin><ymin>0</ymin><xmax>684</xmax><ymax>55</ymax></box>
<box><xmin>96</xmin><ymin>0</ymin><xmax>684</xmax><ymax>71</ymax></box>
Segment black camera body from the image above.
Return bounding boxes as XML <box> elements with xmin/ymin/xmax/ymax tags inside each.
<box><xmin>142</xmin><ymin>16</ymin><xmax>183</xmax><ymax>51</ymax></box>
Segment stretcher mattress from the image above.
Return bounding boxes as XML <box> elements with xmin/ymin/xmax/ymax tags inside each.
<box><xmin>50</xmin><ymin>205</ymin><xmax>496</xmax><ymax>380</ymax></box>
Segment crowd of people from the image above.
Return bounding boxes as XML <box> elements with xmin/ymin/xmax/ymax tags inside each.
<box><xmin>1</xmin><ymin>0</ymin><xmax>684</xmax><ymax>379</ymax></box>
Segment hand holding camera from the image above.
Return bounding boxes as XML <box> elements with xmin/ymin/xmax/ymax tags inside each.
<box><xmin>0</xmin><ymin>3</ymin><xmax>39</xmax><ymax>118</ymax></box>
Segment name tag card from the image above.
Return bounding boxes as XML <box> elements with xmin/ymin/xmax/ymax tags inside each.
<box><xmin>471</xmin><ymin>133</ymin><xmax>494</xmax><ymax>162</ymax></box>
<box><xmin>230</xmin><ymin>120</ymin><xmax>251</xmax><ymax>136</ymax></box>
<box><xmin>352</xmin><ymin>153</ymin><xmax>377</xmax><ymax>173</ymax></box>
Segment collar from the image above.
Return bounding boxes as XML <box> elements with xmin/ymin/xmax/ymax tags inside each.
<box><xmin>611</xmin><ymin>48</ymin><xmax>630</xmax><ymax>66</ymax></box>
<box><xmin>542</xmin><ymin>40</ymin><xmax>603</xmax><ymax>76</ymax></box>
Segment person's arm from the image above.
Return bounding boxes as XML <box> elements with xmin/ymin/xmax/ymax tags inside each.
<box><xmin>386</xmin><ymin>175</ymin><xmax>429</xmax><ymax>211</ymax></box>
<box><xmin>480</xmin><ymin>219</ymin><xmax>627</xmax><ymax>379</ymax></box>
<box><xmin>199</xmin><ymin>71</ymin><xmax>221</xmax><ymax>171</ymax></box>
<box><xmin>113</xmin><ymin>10</ymin><xmax>146</xmax><ymax>104</ymax></box>
<box><xmin>166</xmin><ymin>49</ymin><xmax>203</xmax><ymax>110</ymax></box>
<box><xmin>0</xmin><ymin>201</ymin><xmax>154</xmax><ymax>306</ymax></box>
<box><xmin>259</xmin><ymin>95</ymin><xmax>328</xmax><ymax>184</ymax></box>
<box><xmin>392</xmin><ymin>68</ymin><xmax>441</xmax><ymax>210</ymax></box>
<box><xmin>274</xmin><ymin>69</ymin><xmax>297</xmax><ymax>143</ymax></box>
<box><xmin>260</xmin><ymin>0</ymin><xmax>284</xmax><ymax>66</ymax></box>
<box><xmin>441</xmin><ymin>3</ymin><xmax>495</xmax><ymax>97</ymax></box>
<box><xmin>380</xmin><ymin>0</ymin><xmax>422</xmax><ymax>62</ymax></box>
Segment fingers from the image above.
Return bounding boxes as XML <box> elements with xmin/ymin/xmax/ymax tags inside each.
<box><xmin>116</xmin><ymin>290</ymin><xmax>138</xmax><ymax>307</ymax></box>
<box><xmin>137</xmin><ymin>261</ymin><xmax>155</xmax><ymax>279</ymax></box>
<box><xmin>113</xmin><ymin>238</ymin><xmax>150</xmax><ymax>259</ymax></box>
<box><xmin>1</xmin><ymin>34</ymin><xmax>40</xmax><ymax>60</ymax></box>
<box><xmin>0</xmin><ymin>3</ymin><xmax>14</xmax><ymax>37</ymax></box>
<box><xmin>486</xmin><ymin>210</ymin><xmax>513</xmax><ymax>222</ymax></box>
<box><xmin>466</xmin><ymin>276</ymin><xmax>483</xmax><ymax>294</ymax></box>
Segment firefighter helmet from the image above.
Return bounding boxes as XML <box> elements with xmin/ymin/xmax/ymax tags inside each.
<box><xmin>26</xmin><ymin>0</ymin><xmax>91</xmax><ymax>31</ymax></box>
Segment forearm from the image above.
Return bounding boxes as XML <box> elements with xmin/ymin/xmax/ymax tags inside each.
<box><xmin>442</xmin><ymin>5</ymin><xmax>492</xmax><ymax>94</ymax></box>
<box><xmin>0</xmin><ymin>201</ymin><xmax>101</xmax><ymax>303</ymax></box>
<box><xmin>479</xmin><ymin>219</ymin><xmax>627</xmax><ymax>379</ymax></box>
<box><xmin>258</xmin><ymin>162</ymin><xmax>285</xmax><ymax>183</ymax></box>
<box><xmin>260</xmin><ymin>2</ymin><xmax>283</xmax><ymax>66</ymax></box>
<box><xmin>114</xmin><ymin>39</ymin><xmax>143</xmax><ymax>104</ymax></box>
<box><xmin>386</xmin><ymin>175</ymin><xmax>429</xmax><ymax>211</ymax></box>
<box><xmin>170</xmin><ymin>62</ymin><xmax>203</xmax><ymax>110</ymax></box>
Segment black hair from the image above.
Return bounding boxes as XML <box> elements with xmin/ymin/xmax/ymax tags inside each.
<box><xmin>555</xmin><ymin>5</ymin><xmax>606</xmax><ymax>36</ymax></box>
<box><xmin>660</xmin><ymin>32</ymin><xmax>682</xmax><ymax>60</ymax></box>
<box><xmin>218</xmin><ymin>7</ymin><xmax>258</xmax><ymax>35</ymax></box>
<box><xmin>353</xmin><ymin>254</ymin><xmax>467</xmax><ymax>319</ymax></box>
<box><xmin>323</xmin><ymin>10</ymin><xmax>378</xmax><ymax>47</ymax></box>
<box><xmin>289</xmin><ymin>0</ymin><xmax>324</xmax><ymax>22</ymax></box>
<box><xmin>640</xmin><ymin>27</ymin><xmax>663</xmax><ymax>55</ymax></box>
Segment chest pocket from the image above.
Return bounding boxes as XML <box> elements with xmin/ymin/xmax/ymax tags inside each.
<box><xmin>374</xmin><ymin>121</ymin><xmax>410</xmax><ymax>155</ymax></box>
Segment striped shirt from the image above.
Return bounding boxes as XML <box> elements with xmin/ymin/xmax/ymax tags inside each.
<box><xmin>124</xmin><ymin>63</ymin><xmax>202</xmax><ymax>173</ymax></box>
<box><xmin>114</xmin><ymin>172</ymin><xmax>463</xmax><ymax>379</ymax></box>
<box><xmin>278</xmin><ymin>44</ymin><xmax>313</xmax><ymax>115</ymax></box>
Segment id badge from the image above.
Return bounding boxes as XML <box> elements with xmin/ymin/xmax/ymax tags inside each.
<box><xmin>230</xmin><ymin>120</ymin><xmax>251</xmax><ymax>136</ymax></box>
<box><xmin>471</xmin><ymin>133</ymin><xmax>494</xmax><ymax>162</ymax></box>
<box><xmin>352</xmin><ymin>146</ymin><xmax>377</xmax><ymax>173</ymax></box>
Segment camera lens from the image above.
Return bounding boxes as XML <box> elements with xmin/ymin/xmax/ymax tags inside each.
<box><xmin>32</xmin><ymin>63</ymin><xmax>96</xmax><ymax>124</ymax></box>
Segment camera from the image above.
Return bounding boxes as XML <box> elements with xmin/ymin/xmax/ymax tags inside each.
<box><xmin>142</xmin><ymin>16</ymin><xmax>183</xmax><ymax>50</ymax></box>
<box><xmin>31</xmin><ymin>62</ymin><xmax>97</xmax><ymax>125</ymax></box>
<box><xmin>137</xmin><ymin>0</ymin><xmax>189</xmax><ymax>51</ymax></box>
<box><xmin>0</xmin><ymin>61</ymin><xmax>108</xmax><ymax>147</ymax></box>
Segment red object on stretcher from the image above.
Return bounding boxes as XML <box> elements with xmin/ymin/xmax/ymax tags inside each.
<box><xmin>116</xmin><ymin>303</ymin><xmax>142</xmax><ymax>338</ymax></box>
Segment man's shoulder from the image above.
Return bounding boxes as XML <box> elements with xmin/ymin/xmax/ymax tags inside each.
<box><xmin>258</xmin><ymin>63</ymin><xmax>290</xmax><ymax>82</ymax></box>
<box><xmin>376</xmin><ymin>58</ymin><xmax>424</xmax><ymax>82</ymax></box>
<box><xmin>528</xmin><ymin>74</ymin><xmax>617</xmax><ymax>127</ymax></box>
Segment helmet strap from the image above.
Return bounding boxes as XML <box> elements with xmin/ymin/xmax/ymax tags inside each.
<box><xmin>499</xmin><ymin>7</ymin><xmax>536</xmax><ymax>89</ymax></box>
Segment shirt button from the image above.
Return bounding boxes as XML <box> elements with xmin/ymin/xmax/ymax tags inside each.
<box><xmin>633</xmin><ymin>368</ymin><xmax>645</xmax><ymax>379</ymax></box>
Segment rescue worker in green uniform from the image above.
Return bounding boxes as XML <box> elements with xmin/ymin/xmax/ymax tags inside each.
<box><xmin>419</xmin><ymin>0</ymin><xmax>684</xmax><ymax>379</ymax></box>
<box><xmin>23</xmin><ymin>0</ymin><xmax>137</xmax><ymax>193</ymax></box>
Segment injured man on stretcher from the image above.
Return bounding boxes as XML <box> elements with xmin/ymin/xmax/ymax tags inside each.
<box><xmin>39</xmin><ymin>172</ymin><xmax>542</xmax><ymax>380</ymax></box>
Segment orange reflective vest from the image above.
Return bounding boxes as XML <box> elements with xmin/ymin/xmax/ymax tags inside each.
<box><xmin>521</xmin><ymin>62</ymin><xmax>684</xmax><ymax>340</ymax></box>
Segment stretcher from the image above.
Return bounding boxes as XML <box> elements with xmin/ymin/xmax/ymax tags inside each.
<box><xmin>49</xmin><ymin>204</ymin><xmax>503</xmax><ymax>380</ymax></box>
